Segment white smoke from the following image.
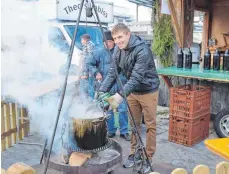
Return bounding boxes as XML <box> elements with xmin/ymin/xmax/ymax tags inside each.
<box><xmin>1</xmin><ymin>0</ymin><xmax>104</xmax><ymax>153</ymax></box>
<box><xmin>1</xmin><ymin>0</ymin><xmax>72</xmax><ymax>148</ymax></box>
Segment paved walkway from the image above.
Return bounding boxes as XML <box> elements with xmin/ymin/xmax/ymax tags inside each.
<box><xmin>1</xmin><ymin>107</ymin><xmax>224</xmax><ymax>173</ymax></box>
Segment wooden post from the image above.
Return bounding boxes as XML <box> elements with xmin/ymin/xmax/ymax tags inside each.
<box><xmin>161</xmin><ymin>75</ymin><xmax>173</xmax><ymax>89</ymax></box>
<box><xmin>16</xmin><ymin>104</ymin><xmax>23</xmax><ymax>141</ymax></box>
<box><xmin>20</xmin><ymin>107</ymin><xmax>25</xmax><ymax>138</ymax></box>
<box><xmin>201</xmin><ymin>11</ymin><xmax>210</xmax><ymax>68</ymax></box>
<box><xmin>193</xmin><ymin>165</ymin><xmax>210</xmax><ymax>174</ymax></box>
<box><xmin>23</xmin><ymin>107</ymin><xmax>29</xmax><ymax>137</ymax></box>
<box><xmin>171</xmin><ymin>168</ymin><xmax>188</xmax><ymax>174</ymax></box>
<box><xmin>4</xmin><ymin>103</ymin><xmax>12</xmax><ymax>148</ymax></box>
<box><xmin>10</xmin><ymin>103</ymin><xmax>17</xmax><ymax>144</ymax></box>
<box><xmin>1</xmin><ymin>103</ymin><xmax>6</xmax><ymax>151</ymax></box>
<box><xmin>20</xmin><ymin>107</ymin><xmax>29</xmax><ymax>138</ymax></box>
<box><xmin>7</xmin><ymin>162</ymin><xmax>36</xmax><ymax>174</ymax></box>
<box><xmin>182</xmin><ymin>0</ymin><xmax>194</xmax><ymax>47</ymax></box>
<box><xmin>216</xmin><ymin>161</ymin><xmax>229</xmax><ymax>174</ymax></box>
<box><xmin>168</xmin><ymin>0</ymin><xmax>183</xmax><ymax>47</ymax></box>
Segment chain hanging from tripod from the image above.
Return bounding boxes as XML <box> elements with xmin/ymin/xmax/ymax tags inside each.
<box><xmin>59</xmin><ymin>91</ymin><xmax>78</xmax><ymax>147</ymax></box>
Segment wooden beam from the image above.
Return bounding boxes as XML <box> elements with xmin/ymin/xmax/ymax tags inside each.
<box><xmin>5</xmin><ymin>104</ymin><xmax>12</xmax><ymax>148</ymax></box>
<box><xmin>194</xmin><ymin>5</ymin><xmax>209</xmax><ymax>13</ymax></box>
<box><xmin>1</xmin><ymin>103</ymin><xmax>6</xmax><ymax>151</ymax></box>
<box><xmin>168</xmin><ymin>0</ymin><xmax>183</xmax><ymax>47</ymax></box>
<box><xmin>1</xmin><ymin>128</ymin><xmax>17</xmax><ymax>140</ymax></box>
<box><xmin>1</xmin><ymin>121</ymin><xmax>29</xmax><ymax>140</ymax></box>
<box><xmin>161</xmin><ymin>76</ymin><xmax>173</xmax><ymax>89</ymax></box>
<box><xmin>181</xmin><ymin>0</ymin><xmax>184</xmax><ymax>47</ymax></box>
<box><xmin>201</xmin><ymin>11</ymin><xmax>210</xmax><ymax>68</ymax></box>
<box><xmin>10</xmin><ymin>103</ymin><xmax>17</xmax><ymax>144</ymax></box>
<box><xmin>183</xmin><ymin>0</ymin><xmax>194</xmax><ymax>47</ymax></box>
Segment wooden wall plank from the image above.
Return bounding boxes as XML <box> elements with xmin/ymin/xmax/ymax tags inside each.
<box><xmin>10</xmin><ymin>103</ymin><xmax>17</xmax><ymax>144</ymax></box>
<box><xmin>20</xmin><ymin>107</ymin><xmax>25</xmax><ymax>138</ymax></box>
<box><xmin>16</xmin><ymin>104</ymin><xmax>23</xmax><ymax>141</ymax></box>
<box><xmin>1</xmin><ymin>103</ymin><xmax>6</xmax><ymax>151</ymax></box>
<box><xmin>4</xmin><ymin>103</ymin><xmax>12</xmax><ymax>148</ymax></box>
<box><xmin>210</xmin><ymin>1</ymin><xmax>229</xmax><ymax>48</ymax></box>
<box><xmin>22</xmin><ymin>108</ymin><xmax>29</xmax><ymax>137</ymax></box>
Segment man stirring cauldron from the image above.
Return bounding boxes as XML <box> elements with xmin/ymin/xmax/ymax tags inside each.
<box><xmin>98</xmin><ymin>23</ymin><xmax>160</xmax><ymax>173</ymax></box>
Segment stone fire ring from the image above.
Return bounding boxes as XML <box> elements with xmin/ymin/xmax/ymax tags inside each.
<box><xmin>44</xmin><ymin>139</ymin><xmax>122</xmax><ymax>174</ymax></box>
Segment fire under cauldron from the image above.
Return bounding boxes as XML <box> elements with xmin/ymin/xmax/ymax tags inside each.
<box><xmin>42</xmin><ymin>106</ymin><xmax>122</xmax><ymax>174</ymax></box>
<box><xmin>72</xmin><ymin>116</ymin><xmax>108</xmax><ymax>150</ymax></box>
<box><xmin>43</xmin><ymin>138</ymin><xmax>122</xmax><ymax>174</ymax></box>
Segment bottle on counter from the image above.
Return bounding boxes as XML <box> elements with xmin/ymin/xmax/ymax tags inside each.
<box><xmin>177</xmin><ymin>48</ymin><xmax>184</xmax><ymax>68</ymax></box>
<box><xmin>213</xmin><ymin>48</ymin><xmax>220</xmax><ymax>71</ymax></box>
<box><xmin>203</xmin><ymin>48</ymin><xmax>211</xmax><ymax>70</ymax></box>
<box><xmin>223</xmin><ymin>49</ymin><xmax>229</xmax><ymax>71</ymax></box>
<box><xmin>185</xmin><ymin>48</ymin><xmax>192</xmax><ymax>69</ymax></box>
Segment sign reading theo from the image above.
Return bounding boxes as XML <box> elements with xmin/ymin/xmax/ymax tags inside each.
<box><xmin>57</xmin><ymin>0</ymin><xmax>114</xmax><ymax>23</ymax></box>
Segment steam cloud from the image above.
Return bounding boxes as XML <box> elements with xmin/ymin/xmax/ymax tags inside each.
<box><xmin>1</xmin><ymin>0</ymin><xmax>104</xmax><ymax>154</ymax></box>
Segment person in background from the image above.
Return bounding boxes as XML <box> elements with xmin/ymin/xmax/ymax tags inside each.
<box><xmin>98</xmin><ymin>23</ymin><xmax>160</xmax><ymax>173</ymax></box>
<box><xmin>79</xmin><ymin>34</ymin><xmax>95</xmax><ymax>100</ymax></box>
<box><xmin>87</xmin><ymin>30</ymin><xmax>130</xmax><ymax>141</ymax></box>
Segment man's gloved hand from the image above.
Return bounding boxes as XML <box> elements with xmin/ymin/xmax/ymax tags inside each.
<box><xmin>104</xmin><ymin>93</ymin><xmax>123</xmax><ymax>109</ymax></box>
<box><xmin>94</xmin><ymin>91</ymin><xmax>104</xmax><ymax>100</ymax></box>
<box><xmin>93</xmin><ymin>92</ymin><xmax>110</xmax><ymax>111</ymax></box>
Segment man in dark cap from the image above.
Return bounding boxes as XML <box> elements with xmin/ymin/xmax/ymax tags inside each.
<box><xmin>87</xmin><ymin>30</ymin><xmax>130</xmax><ymax>141</ymax></box>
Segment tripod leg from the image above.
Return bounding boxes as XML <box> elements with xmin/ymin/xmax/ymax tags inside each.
<box><xmin>43</xmin><ymin>0</ymin><xmax>85</xmax><ymax>173</ymax></box>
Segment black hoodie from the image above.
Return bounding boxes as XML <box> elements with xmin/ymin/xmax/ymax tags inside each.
<box><xmin>99</xmin><ymin>34</ymin><xmax>160</xmax><ymax>96</ymax></box>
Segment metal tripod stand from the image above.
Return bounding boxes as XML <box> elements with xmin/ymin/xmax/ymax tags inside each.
<box><xmin>43</xmin><ymin>0</ymin><xmax>154</xmax><ymax>173</ymax></box>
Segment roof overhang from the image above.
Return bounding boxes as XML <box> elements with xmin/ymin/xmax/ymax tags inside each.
<box><xmin>128</xmin><ymin>0</ymin><xmax>154</xmax><ymax>8</ymax></box>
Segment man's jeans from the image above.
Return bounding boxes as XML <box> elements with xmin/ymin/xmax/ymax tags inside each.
<box><xmin>107</xmin><ymin>101</ymin><xmax>128</xmax><ymax>135</ymax></box>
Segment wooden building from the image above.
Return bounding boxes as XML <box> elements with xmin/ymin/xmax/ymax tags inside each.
<box><xmin>168</xmin><ymin>0</ymin><xmax>229</xmax><ymax>56</ymax></box>
<box><xmin>158</xmin><ymin>0</ymin><xmax>229</xmax><ymax>137</ymax></box>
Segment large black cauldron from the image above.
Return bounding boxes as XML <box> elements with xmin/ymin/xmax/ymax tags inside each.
<box><xmin>72</xmin><ymin>116</ymin><xmax>108</xmax><ymax>150</ymax></box>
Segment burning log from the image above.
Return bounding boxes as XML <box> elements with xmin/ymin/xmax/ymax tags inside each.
<box><xmin>69</xmin><ymin>152</ymin><xmax>92</xmax><ymax>166</ymax></box>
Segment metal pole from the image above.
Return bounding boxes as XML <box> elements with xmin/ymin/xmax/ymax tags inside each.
<box><xmin>43</xmin><ymin>0</ymin><xmax>85</xmax><ymax>173</ymax></box>
<box><xmin>136</xmin><ymin>4</ymin><xmax>139</xmax><ymax>22</ymax></box>
<box><xmin>91</xmin><ymin>0</ymin><xmax>153</xmax><ymax>171</ymax></box>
